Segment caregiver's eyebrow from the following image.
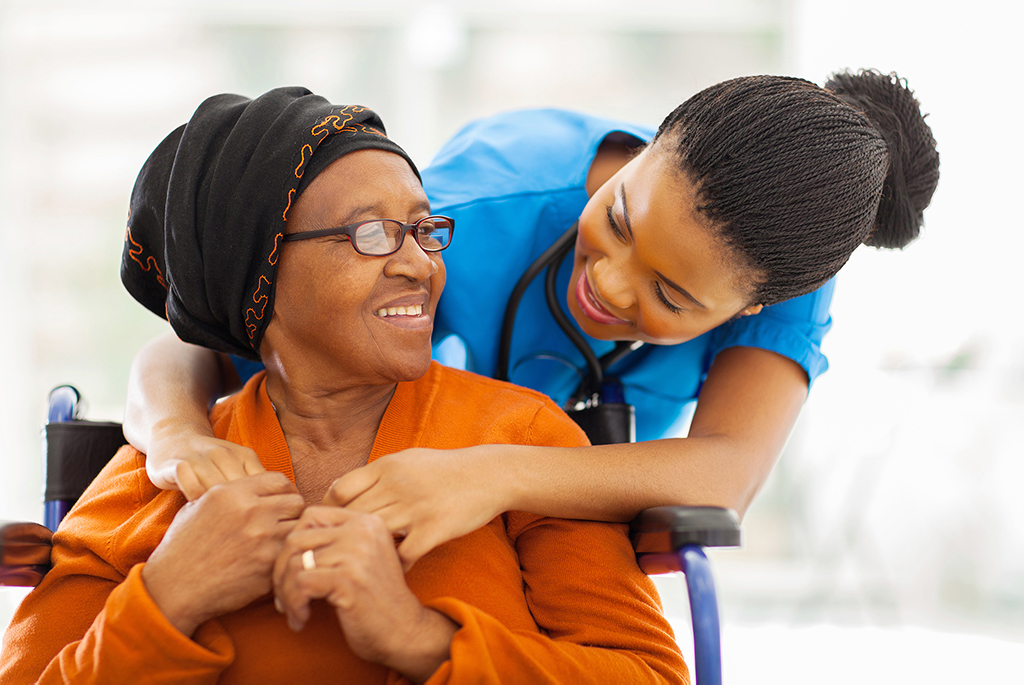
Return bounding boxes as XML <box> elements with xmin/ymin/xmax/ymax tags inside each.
<box><xmin>618</xmin><ymin>184</ymin><xmax>635</xmax><ymax>240</ymax></box>
<box><xmin>656</xmin><ymin>270</ymin><xmax>708</xmax><ymax>310</ymax></box>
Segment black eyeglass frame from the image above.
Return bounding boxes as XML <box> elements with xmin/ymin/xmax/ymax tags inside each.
<box><xmin>281</xmin><ymin>215</ymin><xmax>455</xmax><ymax>256</ymax></box>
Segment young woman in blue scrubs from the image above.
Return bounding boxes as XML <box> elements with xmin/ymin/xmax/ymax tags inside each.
<box><xmin>124</xmin><ymin>70</ymin><xmax>939</xmax><ymax>568</ymax></box>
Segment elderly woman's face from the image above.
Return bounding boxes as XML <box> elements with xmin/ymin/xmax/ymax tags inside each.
<box><xmin>265</xmin><ymin>149</ymin><xmax>444</xmax><ymax>387</ymax></box>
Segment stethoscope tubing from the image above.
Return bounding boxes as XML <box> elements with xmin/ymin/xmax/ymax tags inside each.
<box><xmin>496</xmin><ymin>224</ymin><xmax>582</xmax><ymax>383</ymax></box>
<box><xmin>496</xmin><ymin>223</ymin><xmax>642</xmax><ymax>400</ymax></box>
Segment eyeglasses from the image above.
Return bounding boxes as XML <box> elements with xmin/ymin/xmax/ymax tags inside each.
<box><xmin>282</xmin><ymin>215</ymin><xmax>455</xmax><ymax>256</ymax></box>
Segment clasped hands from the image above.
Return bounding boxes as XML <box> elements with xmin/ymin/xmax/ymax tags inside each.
<box><xmin>140</xmin><ymin>471</ymin><xmax>457</xmax><ymax>680</ymax></box>
<box><xmin>147</xmin><ymin>438</ymin><xmax>506</xmax><ymax>570</ymax></box>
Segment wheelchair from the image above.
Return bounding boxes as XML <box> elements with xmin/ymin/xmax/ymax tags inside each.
<box><xmin>1</xmin><ymin>385</ymin><xmax>741</xmax><ymax>685</ymax></box>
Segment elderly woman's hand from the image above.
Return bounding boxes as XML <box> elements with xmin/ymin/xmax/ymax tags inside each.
<box><xmin>273</xmin><ymin>506</ymin><xmax>459</xmax><ymax>683</ymax></box>
<box><xmin>141</xmin><ymin>472</ymin><xmax>305</xmax><ymax>637</ymax></box>
<box><xmin>322</xmin><ymin>446</ymin><xmax>510</xmax><ymax>571</ymax></box>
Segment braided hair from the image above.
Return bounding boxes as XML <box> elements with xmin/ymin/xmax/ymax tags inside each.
<box><xmin>652</xmin><ymin>69</ymin><xmax>940</xmax><ymax>306</ymax></box>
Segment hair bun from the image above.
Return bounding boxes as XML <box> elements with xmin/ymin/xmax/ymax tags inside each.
<box><xmin>826</xmin><ymin>69</ymin><xmax>939</xmax><ymax>249</ymax></box>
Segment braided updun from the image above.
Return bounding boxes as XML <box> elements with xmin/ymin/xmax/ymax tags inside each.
<box><xmin>653</xmin><ymin>69</ymin><xmax>940</xmax><ymax>306</ymax></box>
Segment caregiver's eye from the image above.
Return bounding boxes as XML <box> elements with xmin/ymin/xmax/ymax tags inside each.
<box><xmin>653</xmin><ymin>282</ymin><xmax>684</xmax><ymax>315</ymax></box>
<box><xmin>606</xmin><ymin>206</ymin><xmax>627</xmax><ymax>242</ymax></box>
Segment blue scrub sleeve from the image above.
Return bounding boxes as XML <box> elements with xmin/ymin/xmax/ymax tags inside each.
<box><xmin>706</xmin><ymin>278</ymin><xmax>835</xmax><ymax>387</ymax></box>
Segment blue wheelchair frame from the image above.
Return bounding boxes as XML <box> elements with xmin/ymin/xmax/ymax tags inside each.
<box><xmin>2</xmin><ymin>385</ymin><xmax>741</xmax><ymax>685</ymax></box>
<box><xmin>44</xmin><ymin>385</ymin><xmax>84</xmax><ymax>531</ymax></box>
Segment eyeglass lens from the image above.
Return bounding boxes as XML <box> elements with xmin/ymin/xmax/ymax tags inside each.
<box><xmin>353</xmin><ymin>217</ymin><xmax>453</xmax><ymax>255</ymax></box>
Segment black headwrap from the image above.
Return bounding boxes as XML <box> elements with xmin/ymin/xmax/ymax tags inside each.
<box><xmin>121</xmin><ymin>86</ymin><xmax>419</xmax><ymax>360</ymax></box>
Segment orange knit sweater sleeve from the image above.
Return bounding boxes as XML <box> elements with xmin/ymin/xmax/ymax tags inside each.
<box><xmin>0</xmin><ymin>447</ymin><xmax>235</xmax><ymax>684</ymax></box>
<box><xmin>420</xmin><ymin>400</ymin><xmax>689</xmax><ymax>685</ymax></box>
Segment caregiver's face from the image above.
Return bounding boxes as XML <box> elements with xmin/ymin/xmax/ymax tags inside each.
<box><xmin>269</xmin><ymin>149</ymin><xmax>444</xmax><ymax>386</ymax></box>
<box><xmin>570</xmin><ymin>146</ymin><xmax>761</xmax><ymax>345</ymax></box>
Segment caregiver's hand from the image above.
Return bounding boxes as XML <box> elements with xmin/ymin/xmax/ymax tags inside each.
<box><xmin>147</xmin><ymin>427</ymin><xmax>266</xmax><ymax>501</ymax></box>
<box><xmin>323</xmin><ymin>446</ymin><xmax>508</xmax><ymax>570</ymax></box>
<box><xmin>142</xmin><ymin>472</ymin><xmax>304</xmax><ymax>637</ymax></box>
<box><xmin>274</xmin><ymin>506</ymin><xmax>458</xmax><ymax>683</ymax></box>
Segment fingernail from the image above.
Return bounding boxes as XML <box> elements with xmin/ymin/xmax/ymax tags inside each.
<box><xmin>274</xmin><ymin>597</ymin><xmax>283</xmax><ymax>613</ymax></box>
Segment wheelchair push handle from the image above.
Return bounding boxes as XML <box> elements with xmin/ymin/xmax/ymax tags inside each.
<box><xmin>47</xmin><ymin>385</ymin><xmax>82</xmax><ymax>423</ymax></box>
<box><xmin>630</xmin><ymin>505</ymin><xmax>740</xmax><ymax>685</ymax></box>
<box><xmin>43</xmin><ymin>386</ymin><xmax>127</xmax><ymax>531</ymax></box>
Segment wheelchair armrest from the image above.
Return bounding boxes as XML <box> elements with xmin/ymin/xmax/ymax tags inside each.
<box><xmin>630</xmin><ymin>506</ymin><xmax>741</xmax><ymax>575</ymax></box>
<box><xmin>0</xmin><ymin>521</ymin><xmax>53</xmax><ymax>587</ymax></box>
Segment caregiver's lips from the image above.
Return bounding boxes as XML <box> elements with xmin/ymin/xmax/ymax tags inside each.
<box><xmin>574</xmin><ymin>271</ymin><xmax>629</xmax><ymax>325</ymax></box>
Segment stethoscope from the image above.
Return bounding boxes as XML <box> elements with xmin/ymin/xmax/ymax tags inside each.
<box><xmin>495</xmin><ymin>223</ymin><xmax>644</xmax><ymax>442</ymax></box>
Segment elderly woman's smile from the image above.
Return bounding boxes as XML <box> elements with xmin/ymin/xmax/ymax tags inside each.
<box><xmin>265</xmin><ymin>148</ymin><xmax>446</xmax><ymax>388</ymax></box>
<box><xmin>376</xmin><ymin>304</ymin><xmax>424</xmax><ymax>318</ymax></box>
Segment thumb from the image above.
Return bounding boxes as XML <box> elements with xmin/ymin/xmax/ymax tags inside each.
<box><xmin>147</xmin><ymin>458</ymin><xmax>185</xmax><ymax>492</ymax></box>
<box><xmin>245</xmin><ymin>471</ymin><xmax>301</xmax><ymax>497</ymax></box>
<box><xmin>396</xmin><ymin>532</ymin><xmax>433</xmax><ymax>573</ymax></box>
<box><xmin>322</xmin><ymin>465</ymin><xmax>379</xmax><ymax>507</ymax></box>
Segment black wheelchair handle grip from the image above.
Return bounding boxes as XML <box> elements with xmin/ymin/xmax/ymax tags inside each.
<box><xmin>630</xmin><ymin>505</ymin><xmax>742</xmax><ymax>554</ymax></box>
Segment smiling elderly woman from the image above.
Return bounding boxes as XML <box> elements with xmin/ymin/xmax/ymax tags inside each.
<box><xmin>0</xmin><ymin>88</ymin><xmax>687</xmax><ymax>684</ymax></box>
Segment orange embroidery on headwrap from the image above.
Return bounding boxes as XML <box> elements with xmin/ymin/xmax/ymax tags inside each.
<box><xmin>294</xmin><ymin>144</ymin><xmax>314</xmax><ymax>178</ymax></box>
<box><xmin>312</xmin><ymin>112</ymin><xmax>354</xmax><ymax>141</ymax></box>
<box><xmin>125</xmin><ymin>215</ymin><xmax>167</xmax><ymax>290</ymax></box>
<box><xmin>311</xmin><ymin>105</ymin><xmax>373</xmax><ymax>140</ymax></box>
<box><xmin>268</xmin><ymin>232</ymin><xmax>283</xmax><ymax>265</ymax></box>
<box><xmin>244</xmin><ymin>275</ymin><xmax>273</xmax><ymax>340</ymax></box>
<box><xmin>282</xmin><ymin>188</ymin><xmax>296</xmax><ymax>221</ymax></box>
<box><xmin>346</xmin><ymin>122</ymin><xmax>385</xmax><ymax>137</ymax></box>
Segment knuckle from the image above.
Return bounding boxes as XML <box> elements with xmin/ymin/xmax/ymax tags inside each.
<box><xmin>294</xmin><ymin>572</ymin><xmax>319</xmax><ymax>596</ymax></box>
<box><xmin>239</xmin><ymin>520</ymin><xmax>262</xmax><ymax>541</ymax></box>
<box><xmin>256</xmin><ymin>543</ymin><xmax>280</xmax><ymax>566</ymax></box>
<box><xmin>173</xmin><ymin>460</ymin><xmax>194</xmax><ymax>481</ymax></box>
<box><xmin>350</xmin><ymin>514</ymin><xmax>377</xmax><ymax>535</ymax></box>
<box><xmin>365</xmin><ymin>514</ymin><xmax>389</xmax><ymax>535</ymax></box>
<box><xmin>207</xmin><ymin>443</ymin><xmax>228</xmax><ymax>457</ymax></box>
<box><xmin>264</xmin><ymin>471</ymin><xmax>291</xmax><ymax>489</ymax></box>
<box><xmin>349</xmin><ymin>517</ymin><xmax>387</xmax><ymax>548</ymax></box>
<box><xmin>203</xmin><ymin>481</ymin><xmax>230</xmax><ymax>503</ymax></box>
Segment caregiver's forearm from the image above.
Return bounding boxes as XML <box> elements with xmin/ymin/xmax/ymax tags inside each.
<box><xmin>123</xmin><ymin>332</ymin><xmax>236</xmax><ymax>452</ymax></box>
<box><xmin>503</xmin><ymin>346</ymin><xmax>808</xmax><ymax>521</ymax></box>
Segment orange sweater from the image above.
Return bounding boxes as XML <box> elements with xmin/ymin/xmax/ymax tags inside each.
<box><xmin>0</xmin><ymin>362</ymin><xmax>687</xmax><ymax>684</ymax></box>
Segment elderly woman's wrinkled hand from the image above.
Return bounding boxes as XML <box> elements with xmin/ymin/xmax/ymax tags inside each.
<box><xmin>141</xmin><ymin>472</ymin><xmax>304</xmax><ymax>637</ymax></box>
<box><xmin>147</xmin><ymin>430</ymin><xmax>266</xmax><ymax>501</ymax></box>
<box><xmin>322</xmin><ymin>446</ymin><xmax>508</xmax><ymax>571</ymax></box>
<box><xmin>273</xmin><ymin>506</ymin><xmax>458</xmax><ymax>681</ymax></box>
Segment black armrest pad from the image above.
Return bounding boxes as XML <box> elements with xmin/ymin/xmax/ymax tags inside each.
<box><xmin>0</xmin><ymin>521</ymin><xmax>53</xmax><ymax>587</ymax></box>
<box><xmin>630</xmin><ymin>506</ymin><xmax>742</xmax><ymax>554</ymax></box>
<box><xmin>45</xmin><ymin>421</ymin><xmax>126</xmax><ymax>501</ymax></box>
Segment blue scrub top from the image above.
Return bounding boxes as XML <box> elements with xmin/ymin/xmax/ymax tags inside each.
<box><xmin>234</xmin><ymin>109</ymin><xmax>834</xmax><ymax>441</ymax></box>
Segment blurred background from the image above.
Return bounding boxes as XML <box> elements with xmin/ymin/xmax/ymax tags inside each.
<box><xmin>1</xmin><ymin>0</ymin><xmax>1021</xmax><ymax>681</ymax></box>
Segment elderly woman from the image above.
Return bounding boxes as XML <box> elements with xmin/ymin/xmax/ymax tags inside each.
<box><xmin>0</xmin><ymin>89</ymin><xmax>686</xmax><ymax>683</ymax></box>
